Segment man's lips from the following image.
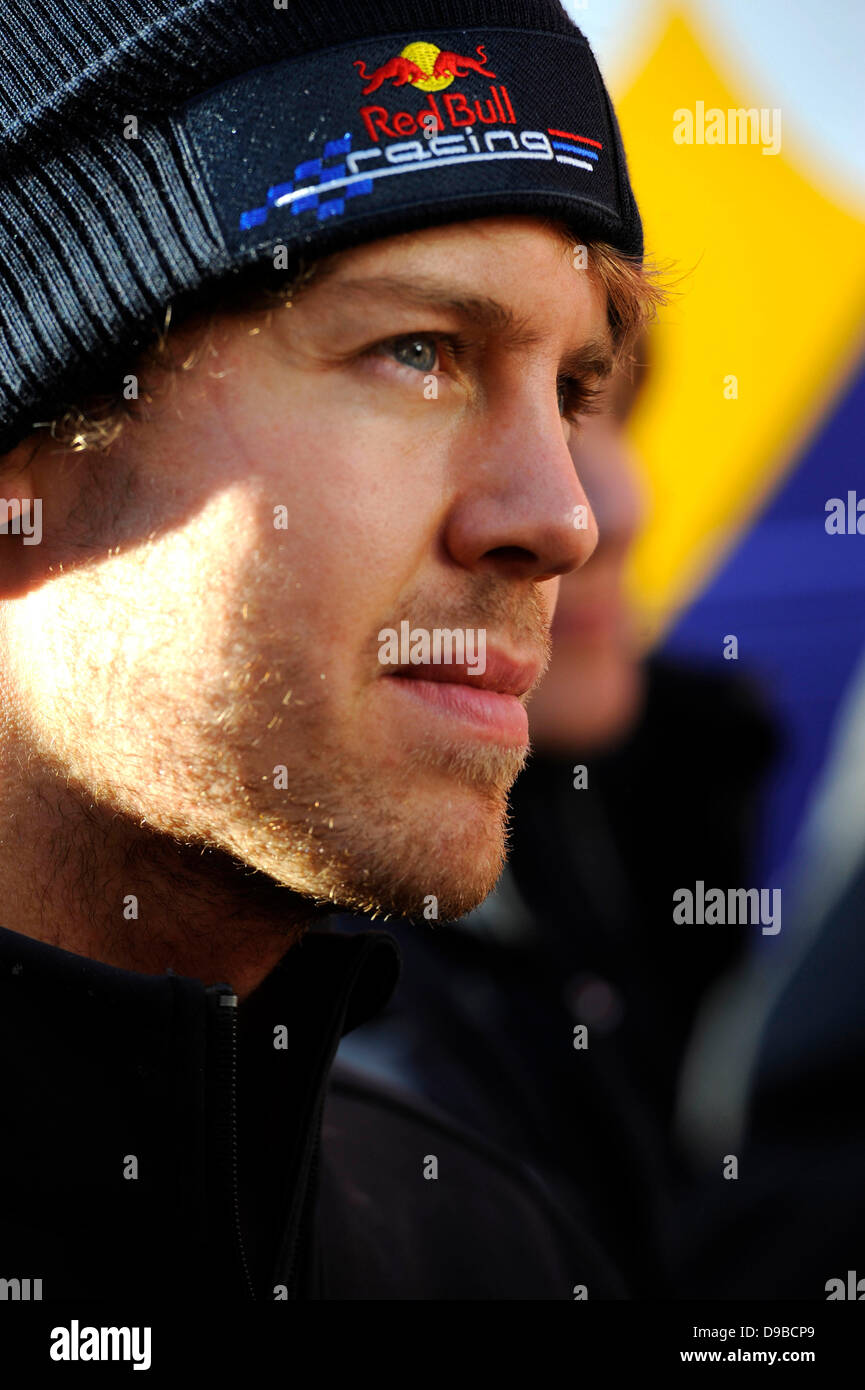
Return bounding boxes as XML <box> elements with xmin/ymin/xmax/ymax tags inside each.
<box><xmin>385</xmin><ymin>648</ymin><xmax>544</xmax><ymax>696</ymax></box>
<box><xmin>381</xmin><ymin>648</ymin><xmax>544</xmax><ymax>745</ymax></box>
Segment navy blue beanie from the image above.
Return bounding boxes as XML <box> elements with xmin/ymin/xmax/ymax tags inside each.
<box><xmin>0</xmin><ymin>0</ymin><xmax>643</xmax><ymax>453</ymax></box>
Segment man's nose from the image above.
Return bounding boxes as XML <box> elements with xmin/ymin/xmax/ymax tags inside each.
<box><xmin>442</xmin><ymin>383</ymin><xmax>599</xmax><ymax>582</ymax></box>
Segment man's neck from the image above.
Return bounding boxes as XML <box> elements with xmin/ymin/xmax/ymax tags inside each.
<box><xmin>0</xmin><ymin>776</ymin><xmax>317</xmax><ymax>1000</ymax></box>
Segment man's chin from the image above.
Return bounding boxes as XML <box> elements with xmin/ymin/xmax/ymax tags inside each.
<box><xmin>335</xmin><ymin>859</ymin><xmax>506</xmax><ymax>925</ymax></box>
<box><xmin>306</xmin><ymin>795</ymin><xmax>510</xmax><ymax>925</ymax></box>
<box><xmin>217</xmin><ymin>741</ymin><xmax>523</xmax><ymax>924</ymax></box>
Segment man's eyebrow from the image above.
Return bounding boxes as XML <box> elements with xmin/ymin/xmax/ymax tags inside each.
<box><xmin>328</xmin><ymin>273</ymin><xmax>615</xmax><ymax>379</ymax></box>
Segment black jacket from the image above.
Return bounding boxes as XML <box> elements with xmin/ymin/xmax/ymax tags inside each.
<box><xmin>0</xmin><ymin>922</ymin><xmax>624</xmax><ymax>1300</ymax></box>
<box><xmin>672</xmin><ymin>851</ymin><xmax>865</xmax><ymax>1298</ymax></box>
<box><xmin>335</xmin><ymin>659</ymin><xmax>779</xmax><ymax>1292</ymax></box>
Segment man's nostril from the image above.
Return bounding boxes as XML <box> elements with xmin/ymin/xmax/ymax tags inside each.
<box><xmin>486</xmin><ymin>545</ymin><xmax>536</xmax><ymax>564</ymax></box>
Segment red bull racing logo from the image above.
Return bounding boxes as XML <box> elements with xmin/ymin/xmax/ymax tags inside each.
<box><xmin>353</xmin><ymin>39</ymin><xmax>516</xmax><ymax>142</ymax></box>
<box><xmin>238</xmin><ymin>36</ymin><xmax>604</xmax><ymax>232</ymax></box>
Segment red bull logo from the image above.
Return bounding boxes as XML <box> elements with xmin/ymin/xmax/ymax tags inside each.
<box><xmin>353</xmin><ymin>42</ymin><xmax>496</xmax><ymax>94</ymax></box>
<box><xmin>353</xmin><ymin>39</ymin><xmax>515</xmax><ymax>143</ymax></box>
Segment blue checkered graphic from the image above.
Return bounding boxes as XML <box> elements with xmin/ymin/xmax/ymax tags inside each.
<box><xmin>239</xmin><ymin>133</ymin><xmax>373</xmax><ymax>230</ymax></box>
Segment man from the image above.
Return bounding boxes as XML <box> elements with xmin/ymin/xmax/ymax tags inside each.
<box><xmin>0</xmin><ymin>0</ymin><xmax>659</xmax><ymax>1299</ymax></box>
<box><xmin>336</xmin><ymin>345</ymin><xmax>777</xmax><ymax>1293</ymax></box>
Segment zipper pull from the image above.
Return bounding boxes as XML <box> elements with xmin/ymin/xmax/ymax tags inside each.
<box><xmin>206</xmin><ymin>982</ymin><xmax>237</xmax><ymax>1006</ymax></box>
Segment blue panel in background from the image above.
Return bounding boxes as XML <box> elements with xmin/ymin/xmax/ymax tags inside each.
<box><xmin>663</xmin><ymin>349</ymin><xmax>865</xmax><ymax>879</ymax></box>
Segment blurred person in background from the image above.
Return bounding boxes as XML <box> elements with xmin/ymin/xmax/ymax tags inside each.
<box><xmin>671</xmin><ymin>644</ymin><xmax>865</xmax><ymax>1298</ymax></box>
<box><xmin>334</xmin><ymin>334</ymin><xmax>779</xmax><ymax>1293</ymax></box>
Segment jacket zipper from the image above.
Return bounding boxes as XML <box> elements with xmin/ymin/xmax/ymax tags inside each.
<box><xmin>206</xmin><ymin>982</ymin><xmax>332</xmax><ymax>1300</ymax></box>
<box><xmin>207</xmin><ymin>984</ymin><xmax>256</xmax><ymax>1301</ymax></box>
<box><xmin>278</xmin><ymin>1090</ymin><xmax>325</xmax><ymax>1300</ymax></box>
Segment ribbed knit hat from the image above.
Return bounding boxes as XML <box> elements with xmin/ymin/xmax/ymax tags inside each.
<box><xmin>0</xmin><ymin>0</ymin><xmax>643</xmax><ymax>454</ymax></box>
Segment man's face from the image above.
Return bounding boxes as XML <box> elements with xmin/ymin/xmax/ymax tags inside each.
<box><xmin>4</xmin><ymin>216</ymin><xmax>605</xmax><ymax>921</ymax></box>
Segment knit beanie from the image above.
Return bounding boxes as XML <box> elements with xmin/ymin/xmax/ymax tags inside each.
<box><xmin>0</xmin><ymin>0</ymin><xmax>643</xmax><ymax>454</ymax></box>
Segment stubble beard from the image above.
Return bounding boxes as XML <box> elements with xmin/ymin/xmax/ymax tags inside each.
<box><xmin>212</xmin><ymin>683</ymin><xmax>529</xmax><ymax>924</ymax></box>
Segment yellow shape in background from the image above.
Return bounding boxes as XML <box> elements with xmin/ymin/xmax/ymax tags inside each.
<box><xmin>617</xmin><ymin>8</ymin><xmax>865</xmax><ymax>638</ymax></box>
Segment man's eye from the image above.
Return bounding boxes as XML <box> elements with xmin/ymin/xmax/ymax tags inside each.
<box><xmin>381</xmin><ymin>335</ymin><xmax>439</xmax><ymax>373</ymax></box>
<box><xmin>557</xmin><ymin>376</ymin><xmax>605</xmax><ymax>424</ymax></box>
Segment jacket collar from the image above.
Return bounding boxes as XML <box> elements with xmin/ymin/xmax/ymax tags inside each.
<box><xmin>0</xmin><ymin>919</ymin><xmax>400</xmax><ymax>1300</ymax></box>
